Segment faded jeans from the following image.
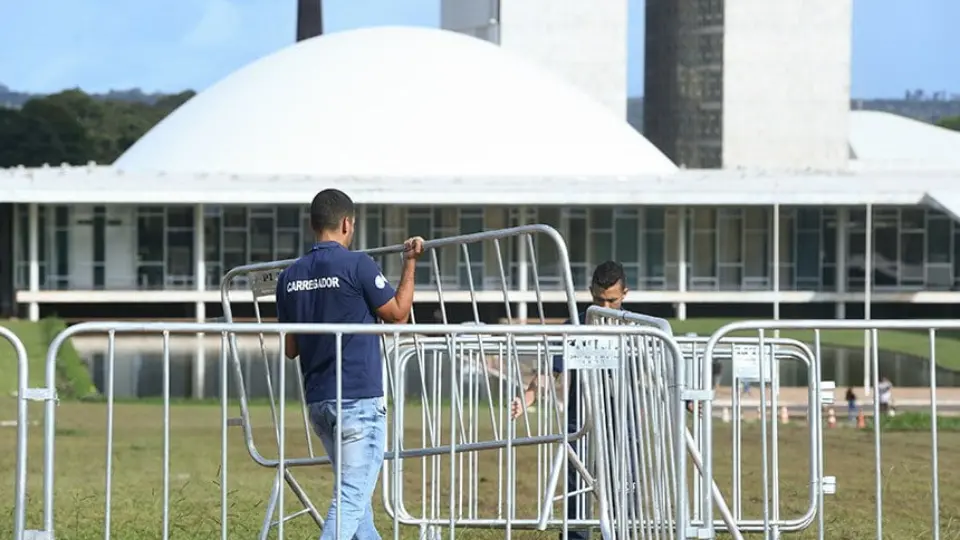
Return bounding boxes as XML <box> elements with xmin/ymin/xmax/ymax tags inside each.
<box><xmin>309</xmin><ymin>397</ymin><xmax>387</xmax><ymax>540</ymax></box>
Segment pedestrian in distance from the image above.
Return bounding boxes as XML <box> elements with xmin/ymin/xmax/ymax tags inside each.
<box><xmin>275</xmin><ymin>188</ymin><xmax>424</xmax><ymax>540</ymax></box>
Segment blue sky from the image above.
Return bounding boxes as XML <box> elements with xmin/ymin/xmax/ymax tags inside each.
<box><xmin>0</xmin><ymin>0</ymin><xmax>956</xmax><ymax>98</ymax></box>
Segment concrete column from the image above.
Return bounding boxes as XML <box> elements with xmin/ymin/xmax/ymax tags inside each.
<box><xmin>517</xmin><ymin>206</ymin><xmax>529</xmax><ymax>323</ymax></box>
<box><xmin>677</xmin><ymin>206</ymin><xmax>687</xmax><ymax>320</ymax></box>
<box><xmin>28</xmin><ymin>203</ymin><xmax>39</xmax><ymax>322</ymax></box>
<box><xmin>193</xmin><ymin>203</ymin><xmax>206</xmax><ymax>399</ymax></box>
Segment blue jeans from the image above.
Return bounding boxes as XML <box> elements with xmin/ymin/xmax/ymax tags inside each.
<box><xmin>309</xmin><ymin>397</ymin><xmax>387</xmax><ymax>540</ymax></box>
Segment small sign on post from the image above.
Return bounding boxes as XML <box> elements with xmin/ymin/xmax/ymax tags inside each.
<box><xmin>732</xmin><ymin>344</ymin><xmax>777</xmax><ymax>383</ymax></box>
<box><xmin>566</xmin><ymin>336</ymin><xmax>622</xmax><ymax>370</ymax></box>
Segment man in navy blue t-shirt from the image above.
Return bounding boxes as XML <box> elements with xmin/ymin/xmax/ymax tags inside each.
<box><xmin>276</xmin><ymin>188</ymin><xmax>423</xmax><ymax>540</ymax></box>
<box><xmin>510</xmin><ymin>261</ymin><xmax>628</xmax><ymax>540</ymax></box>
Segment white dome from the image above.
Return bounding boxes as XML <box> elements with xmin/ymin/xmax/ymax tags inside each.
<box><xmin>116</xmin><ymin>26</ymin><xmax>677</xmax><ymax>177</ymax></box>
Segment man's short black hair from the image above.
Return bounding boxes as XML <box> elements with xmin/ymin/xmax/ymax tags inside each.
<box><xmin>309</xmin><ymin>189</ymin><xmax>355</xmax><ymax>232</ymax></box>
<box><xmin>591</xmin><ymin>260</ymin><xmax>625</xmax><ymax>290</ymax></box>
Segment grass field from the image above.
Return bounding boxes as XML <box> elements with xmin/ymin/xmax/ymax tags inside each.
<box><xmin>3</xmin><ymin>399</ymin><xmax>959</xmax><ymax>540</ymax></box>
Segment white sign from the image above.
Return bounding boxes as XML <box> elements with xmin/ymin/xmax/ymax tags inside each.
<box><xmin>565</xmin><ymin>337</ymin><xmax>622</xmax><ymax>370</ymax></box>
<box><xmin>250</xmin><ymin>269</ymin><xmax>283</xmax><ymax>299</ymax></box>
<box><xmin>732</xmin><ymin>344</ymin><xmax>777</xmax><ymax>383</ymax></box>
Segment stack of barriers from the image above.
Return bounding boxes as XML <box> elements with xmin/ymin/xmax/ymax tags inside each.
<box><xmin>10</xmin><ymin>224</ymin><xmax>750</xmax><ymax>540</ymax></box>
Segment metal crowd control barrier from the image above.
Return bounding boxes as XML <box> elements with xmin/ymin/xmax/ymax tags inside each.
<box><xmin>583</xmin><ymin>307</ymin><xmax>744</xmax><ymax>540</ymax></box>
<box><xmin>676</xmin><ymin>335</ymin><xmax>823</xmax><ymax>536</ymax></box>
<box><xmin>4</xmin><ymin>326</ymin><xmax>32</xmax><ymax>540</ymax></box>
<box><xmin>217</xmin><ymin>225</ymin><xmax>596</xmax><ymax>539</ymax></box>
<box><xmin>704</xmin><ymin>320</ymin><xmax>951</xmax><ymax>540</ymax></box>
<box><xmin>30</xmin><ymin>322</ymin><xmax>688</xmax><ymax>540</ymax></box>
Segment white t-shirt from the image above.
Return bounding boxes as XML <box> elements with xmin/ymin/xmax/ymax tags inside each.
<box><xmin>877</xmin><ymin>381</ymin><xmax>893</xmax><ymax>404</ymax></box>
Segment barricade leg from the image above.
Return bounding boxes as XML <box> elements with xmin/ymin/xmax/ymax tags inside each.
<box><xmin>4</xmin><ymin>326</ymin><xmax>32</xmax><ymax>540</ymax></box>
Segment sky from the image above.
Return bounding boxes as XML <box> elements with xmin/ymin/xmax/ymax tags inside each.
<box><xmin>0</xmin><ymin>0</ymin><xmax>957</xmax><ymax>99</ymax></box>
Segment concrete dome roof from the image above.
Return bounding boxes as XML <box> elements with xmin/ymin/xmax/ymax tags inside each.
<box><xmin>115</xmin><ymin>26</ymin><xmax>677</xmax><ymax>177</ymax></box>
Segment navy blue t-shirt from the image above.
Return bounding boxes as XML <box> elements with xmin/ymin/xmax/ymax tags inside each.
<box><xmin>276</xmin><ymin>242</ymin><xmax>396</xmax><ymax>403</ymax></box>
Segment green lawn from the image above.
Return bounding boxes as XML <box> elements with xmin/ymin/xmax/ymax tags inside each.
<box><xmin>2</xmin><ymin>400</ymin><xmax>957</xmax><ymax>539</ymax></box>
<box><xmin>0</xmin><ymin>319</ymin><xmax>95</xmax><ymax>399</ymax></box>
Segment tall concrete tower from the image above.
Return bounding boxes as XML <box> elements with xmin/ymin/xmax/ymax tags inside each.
<box><xmin>296</xmin><ymin>0</ymin><xmax>323</xmax><ymax>42</ymax></box>
<box><xmin>441</xmin><ymin>0</ymin><xmax>629</xmax><ymax>119</ymax></box>
<box><xmin>644</xmin><ymin>0</ymin><xmax>853</xmax><ymax>169</ymax></box>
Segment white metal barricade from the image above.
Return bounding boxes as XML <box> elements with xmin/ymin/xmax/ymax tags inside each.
<box><xmin>677</xmin><ymin>335</ymin><xmax>823</xmax><ymax>535</ymax></box>
<box><xmin>217</xmin><ymin>225</ymin><xmax>595</xmax><ymax>539</ymax></box>
<box><xmin>704</xmin><ymin>320</ymin><xmax>951</xmax><ymax>540</ymax></box>
<box><xmin>27</xmin><ymin>321</ymin><xmax>689</xmax><ymax>540</ymax></box>
<box><xmin>5</xmin><ymin>326</ymin><xmax>32</xmax><ymax>540</ymax></box>
<box><xmin>582</xmin><ymin>307</ymin><xmax>745</xmax><ymax>540</ymax></box>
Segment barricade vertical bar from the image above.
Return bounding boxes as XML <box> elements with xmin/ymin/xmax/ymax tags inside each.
<box><xmin>335</xmin><ymin>333</ymin><xmax>343</xmax><ymax>540</ymax></box>
<box><xmin>6</xmin><ymin>326</ymin><xmax>30</xmax><ymax>540</ymax></box>
<box><xmin>758</xmin><ymin>329</ymin><xmax>770</xmax><ymax>537</ymax></box>
<box><xmin>220</xmin><ymin>332</ymin><xmax>230</xmax><ymax>540</ymax></box>
<box><xmin>870</xmin><ymin>329</ymin><xmax>882</xmax><ymax>540</ymax></box>
<box><xmin>814</xmin><ymin>331</ymin><xmax>826</xmax><ymax>540</ymax></box>
<box><xmin>162</xmin><ymin>331</ymin><xmax>171</xmax><ymax>540</ymax></box>
<box><xmin>278</xmin><ymin>331</ymin><xmax>287</xmax><ymax>540</ymax></box>
<box><xmin>104</xmin><ymin>330</ymin><xmax>116</xmax><ymax>540</ymax></box>
<box><xmin>928</xmin><ymin>329</ymin><xmax>941</xmax><ymax>540</ymax></box>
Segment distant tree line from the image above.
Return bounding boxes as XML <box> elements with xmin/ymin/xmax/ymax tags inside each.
<box><xmin>0</xmin><ymin>89</ymin><xmax>194</xmax><ymax>168</ymax></box>
<box><xmin>938</xmin><ymin>116</ymin><xmax>960</xmax><ymax>132</ymax></box>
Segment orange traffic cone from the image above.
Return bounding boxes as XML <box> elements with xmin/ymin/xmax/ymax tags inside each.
<box><xmin>856</xmin><ymin>409</ymin><xmax>866</xmax><ymax>429</ymax></box>
<box><xmin>827</xmin><ymin>408</ymin><xmax>837</xmax><ymax>429</ymax></box>
<box><xmin>780</xmin><ymin>405</ymin><xmax>789</xmax><ymax>425</ymax></box>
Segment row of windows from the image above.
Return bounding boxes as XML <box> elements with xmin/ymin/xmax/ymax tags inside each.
<box><xmin>11</xmin><ymin>204</ymin><xmax>960</xmax><ymax>293</ymax></box>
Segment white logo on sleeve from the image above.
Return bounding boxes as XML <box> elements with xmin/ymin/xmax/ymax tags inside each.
<box><xmin>374</xmin><ymin>273</ymin><xmax>387</xmax><ymax>290</ymax></box>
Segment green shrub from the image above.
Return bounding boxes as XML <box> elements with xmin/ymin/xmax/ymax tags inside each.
<box><xmin>873</xmin><ymin>411</ymin><xmax>960</xmax><ymax>432</ymax></box>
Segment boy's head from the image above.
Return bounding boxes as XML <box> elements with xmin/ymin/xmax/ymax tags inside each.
<box><xmin>590</xmin><ymin>261</ymin><xmax>627</xmax><ymax>309</ymax></box>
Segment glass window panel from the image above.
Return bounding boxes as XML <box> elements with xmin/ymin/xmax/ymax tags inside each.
<box><xmin>569</xmin><ymin>217</ymin><xmax>588</xmax><ymax>265</ymax></box>
<box><xmin>645</xmin><ymin>208</ymin><xmax>665</xmax><ymax>230</ymax></box>
<box><xmin>901</xmin><ymin>208</ymin><xmax>925</xmax><ymax>230</ymax></box>
<box><xmin>365</xmin><ymin>207</ymin><xmax>382</xmax><ymax>249</ymax></box>
<box><xmin>615</xmin><ymin>216</ymin><xmax>639</xmax><ymax>262</ymax></box>
<box><xmin>204</xmin><ymin>216</ymin><xmax>221</xmax><ymax>262</ymax></box>
<box><xmin>277</xmin><ymin>231</ymin><xmax>300</xmax><ymax>260</ymax></box>
<box><xmin>719</xmin><ymin>267</ymin><xmax>741</xmax><ymax>290</ymax></box>
<box><xmin>822</xmin><ymin>215</ymin><xmax>837</xmax><ymax>265</ymax></box>
<box><xmin>167</xmin><ymin>206</ymin><xmax>194</xmax><ymax>228</ymax></box>
<box><xmin>623</xmin><ymin>265</ymin><xmax>639</xmax><ymax>289</ymax></box>
<box><xmin>250</xmin><ymin>216</ymin><xmax>275</xmax><ymax>261</ymax></box>
<box><xmin>224</xmin><ymin>231</ymin><xmax>246</xmax><ymax>251</ymax></box>
<box><xmin>900</xmin><ymin>232</ymin><xmax>924</xmax><ymax>283</ymax></box>
<box><xmin>874</xmin><ymin>222</ymin><xmax>898</xmax><ymax>287</ymax></box>
<box><xmin>927</xmin><ymin>218</ymin><xmax>951</xmax><ymax>264</ymax></box>
<box><xmin>408</xmin><ymin>216</ymin><xmax>431</xmax><ymax>239</ymax></box>
<box><xmin>691</xmin><ymin>231</ymin><xmax>715</xmax><ymax>277</ymax></box>
<box><xmin>276</xmin><ymin>206</ymin><xmax>301</xmax><ymax>229</ymax></box>
<box><xmin>137</xmin><ymin>215</ymin><xmax>164</xmax><ymax>263</ymax></box>
<box><xmin>796</xmin><ymin>208</ymin><xmax>820</xmax><ymax>230</ymax></box>
<box><xmin>591</xmin><ymin>231</ymin><xmax>613</xmax><ymax>264</ymax></box>
<box><xmin>536</xmin><ymin>208</ymin><xmax>561</xmax><ymax>275</ymax></box>
<box><xmin>644</xmin><ymin>230</ymin><xmax>665</xmax><ymax>279</ymax></box>
<box><xmin>137</xmin><ymin>266</ymin><xmax>163</xmax><ymax>289</ymax></box>
<box><xmin>795</xmin><ymin>231</ymin><xmax>820</xmax><ymax>281</ymax></box>
<box><xmin>591</xmin><ymin>208</ymin><xmax>613</xmax><ymax>230</ymax></box>
<box><xmin>718</xmin><ymin>215</ymin><xmax>741</xmax><ymax>264</ymax></box>
<box><xmin>744</xmin><ymin>207</ymin><xmax>766</xmax><ymax>229</ymax></box>
<box><xmin>744</xmin><ymin>230</ymin><xmax>768</xmax><ymax>278</ymax></box>
<box><xmin>165</xmin><ymin>230</ymin><xmax>193</xmax><ymax>277</ymax></box>
<box><xmin>223</xmin><ymin>207</ymin><xmax>247</xmax><ymax>228</ymax></box>
<box><xmin>692</xmin><ymin>208</ymin><xmax>715</xmax><ymax>230</ymax></box>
